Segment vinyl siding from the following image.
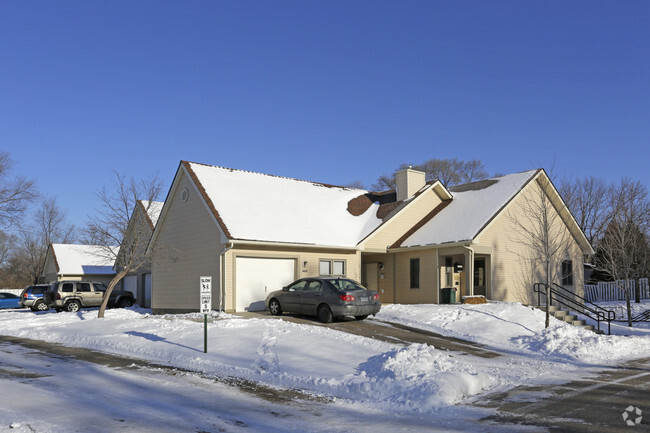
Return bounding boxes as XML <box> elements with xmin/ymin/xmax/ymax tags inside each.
<box><xmin>392</xmin><ymin>249</ymin><xmax>439</xmax><ymax>304</ymax></box>
<box><xmin>152</xmin><ymin>170</ymin><xmax>222</xmax><ymax>313</ymax></box>
<box><xmin>475</xmin><ymin>178</ymin><xmax>586</xmax><ymax>303</ymax></box>
<box><xmin>361</xmin><ymin>188</ymin><xmax>443</xmax><ymax>251</ymax></box>
<box><xmin>224</xmin><ymin>246</ymin><xmax>361</xmax><ymax>312</ymax></box>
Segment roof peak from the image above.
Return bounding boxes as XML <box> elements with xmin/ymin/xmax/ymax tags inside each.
<box><xmin>183</xmin><ymin>160</ymin><xmax>367</xmax><ymax>192</ymax></box>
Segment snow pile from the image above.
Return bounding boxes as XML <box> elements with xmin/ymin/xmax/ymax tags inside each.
<box><xmin>0</xmin><ymin>300</ymin><xmax>648</xmax><ymax>417</ymax></box>
<box><xmin>344</xmin><ymin>344</ymin><xmax>494</xmax><ymax>409</ymax></box>
<box><xmin>377</xmin><ymin>302</ymin><xmax>650</xmax><ymax>365</ymax></box>
<box><xmin>514</xmin><ymin>325</ymin><xmax>650</xmax><ymax>364</ymax></box>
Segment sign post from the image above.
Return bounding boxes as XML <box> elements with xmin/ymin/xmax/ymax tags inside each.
<box><xmin>200</xmin><ymin>276</ymin><xmax>212</xmax><ymax>353</ymax></box>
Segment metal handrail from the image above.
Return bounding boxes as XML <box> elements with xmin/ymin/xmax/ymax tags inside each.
<box><xmin>534</xmin><ymin>282</ymin><xmax>615</xmax><ymax>335</ymax></box>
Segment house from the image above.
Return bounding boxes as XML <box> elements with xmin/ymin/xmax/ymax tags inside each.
<box><xmin>41</xmin><ymin>243</ymin><xmax>118</xmax><ymax>285</ymax></box>
<box><xmin>148</xmin><ymin>161</ymin><xmax>593</xmax><ymax>314</ymax></box>
<box><xmin>116</xmin><ymin>200</ymin><xmax>164</xmax><ymax>308</ymax></box>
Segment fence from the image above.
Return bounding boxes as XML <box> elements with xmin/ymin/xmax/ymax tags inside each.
<box><xmin>585</xmin><ymin>278</ymin><xmax>650</xmax><ymax>302</ymax></box>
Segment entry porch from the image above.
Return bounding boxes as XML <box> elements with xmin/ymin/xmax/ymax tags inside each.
<box><xmin>361</xmin><ymin>245</ymin><xmax>492</xmax><ymax>304</ymax></box>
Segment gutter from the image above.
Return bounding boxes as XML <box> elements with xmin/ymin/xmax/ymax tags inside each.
<box><xmin>229</xmin><ymin>239</ymin><xmax>358</xmax><ymax>251</ymax></box>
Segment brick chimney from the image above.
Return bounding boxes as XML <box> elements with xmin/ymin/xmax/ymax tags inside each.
<box><xmin>396</xmin><ymin>167</ymin><xmax>426</xmax><ymax>201</ymax></box>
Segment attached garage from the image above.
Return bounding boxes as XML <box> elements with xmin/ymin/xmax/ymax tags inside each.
<box><xmin>235</xmin><ymin>257</ymin><xmax>296</xmax><ymax>311</ymax></box>
<box><xmin>123</xmin><ymin>275</ymin><xmax>137</xmax><ymax>298</ymax></box>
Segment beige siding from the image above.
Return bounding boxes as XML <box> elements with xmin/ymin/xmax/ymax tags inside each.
<box><xmin>475</xmin><ymin>178</ymin><xmax>586</xmax><ymax>304</ymax></box>
<box><xmin>115</xmin><ymin>205</ymin><xmax>154</xmax><ymax>274</ymax></box>
<box><xmin>392</xmin><ymin>249</ymin><xmax>439</xmax><ymax>304</ymax></box>
<box><xmin>362</xmin><ymin>253</ymin><xmax>394</xmax><ymax>303</ymax></box>
<box><xmin>151</xmin><ymin>170</ymin><xmax>223</xmax><ymax>313</ymax></box>
<box><xmin>361</xmin><ymin>188</ymin><xmax>443</xmax><ymax>251</ymax></box>
<box><xmin>41</xmin><ymin>252</ymin><xmax>58</xmax><ymax>283</ymax></box>
<box><xmin>224</xmin><ymin>246</ymin><xmax>360</xmax><ymax>312</ymax></box>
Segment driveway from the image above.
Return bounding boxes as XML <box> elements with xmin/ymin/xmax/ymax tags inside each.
<box><xmin>236</xmin><ymin>311</ymin><xmax>501</xmax><ymax>358</ymax></box>
<box><xmin>239</xmin><ymin>311</ymin><xmax>650</xmax><ymax>432</ymax></box>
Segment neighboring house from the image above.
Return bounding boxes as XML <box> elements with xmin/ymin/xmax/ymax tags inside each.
<box><xmin>116</xmin><ymin>200</ymin><xmax>163</xmax><ymax>308</ymax></box>
<box><xmin>149</xmin><ymin>161</ymin><xmax>593</xmax><ymax>314</ymax></box>
<box><xmin>41</xmin><ymin>244</ymin><xmax>118</xmax><ymax>285</ymax></box>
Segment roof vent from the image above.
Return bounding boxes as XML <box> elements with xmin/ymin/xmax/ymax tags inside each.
<box><xmin>396</xmin><ymin>168</ymin><xmax>426</xmax><ymax>201</ymax></box>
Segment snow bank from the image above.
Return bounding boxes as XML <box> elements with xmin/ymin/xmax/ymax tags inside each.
<box><xmin>378</xmin><ymin>302</ymin><xmax>650</xmax><ymax>365</ymax></box>
<box><xmin>1</xmin><ymin>300</ymin><xmax>648</xmax><ymax>416</ymax></box>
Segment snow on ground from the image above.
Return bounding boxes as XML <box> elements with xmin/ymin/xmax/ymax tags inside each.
<box><xmin>0</xmin><ymin>301</ymin><xmax>648</xmax><ymax>431</ymax></box>
<box><xmin>378</xmin><ymin>301</ymin><xmax>650</xmax><ymax>365</ymax></box>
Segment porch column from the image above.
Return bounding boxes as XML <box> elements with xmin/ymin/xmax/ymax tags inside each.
<box><xmin>464</xmin><ymin>249</ymin><xmax>474</xmax><ymax>297</ymax></box>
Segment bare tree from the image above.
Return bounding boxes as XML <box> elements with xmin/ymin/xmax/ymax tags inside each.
<box><xmin>595</xmin><ymin>179</ymin><xmax>650</xmax><ymax>324</ymax></box>
<box><xmin>506</xmin><ymin>174</ymin><xmax>572</xmax><ymax>328</ymax></box>
<box><xmin>559</xmin><ymin>176</ymin><xmax>611</xmax><ymax>246</ymax></box>
<box><xmin>0</xmin><ymin>151</ymin><xmax>36</xmax><ymax>228</ymax></box>
<box><xmin>21</xmin><ymin>198</ymin><xmax>76</xmax><ymax>284</ymax></box>
<box><xmin>372</xmin><ymin>158</ymin><xmax>489</xmax><ymax>190</ymax></box>
<box><xmin>84</xmin><ymin>172</ymin><xmax>163</xmax><ymax>318</ymax></box>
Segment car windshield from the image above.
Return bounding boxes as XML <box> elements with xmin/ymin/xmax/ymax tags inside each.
<box><xmin>328</xmin><ymin>278</ymin><xmax>366</xmax><ymax>292</ymax></box>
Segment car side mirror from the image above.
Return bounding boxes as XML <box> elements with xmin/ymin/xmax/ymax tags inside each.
<box><xmin>282</xmin><ymin>286</ymin><xmax>289</xmax><ymax>292</ymax></box>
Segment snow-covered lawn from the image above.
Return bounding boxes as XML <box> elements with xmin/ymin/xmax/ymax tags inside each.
<box><xmin>0</xmin><ymin>301</ymin><xmax>648</xmax><ymax>429</ymax></box>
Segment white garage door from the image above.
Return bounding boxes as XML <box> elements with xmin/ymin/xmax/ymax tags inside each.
<box><xmin>123</xmin><ymin>275</ymin><xmax>137</xmax><ymax>298</ymax></box>
<box><xmin>235</xmin><ymin>257</ymin><xmax>296</xmax><ymax>312</ymax></box>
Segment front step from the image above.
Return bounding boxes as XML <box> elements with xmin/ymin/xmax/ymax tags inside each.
<box><xmin>536</xmin><ymin>306</ymin><xmax>599</xmax><ymax>333</ymax></box>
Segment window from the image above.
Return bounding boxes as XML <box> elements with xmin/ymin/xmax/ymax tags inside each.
<box><xmin>306</xmin><ymin>281</ymin><xmax>322</xmax><ymax>292</ymax></box>
<box><xmin>410</xmin><ymin>258</ymin><xmax>420</xmax><ymax>289</ymax></box>
<box><xmin>561</xmin><ymin>260</ymin><xmax>573</xmax><ymax>286</ymax></box>
<box><xmin>62</xmin><ymin>283</ymin><xmax>74</xmax><ymax>293</ymax></box>
<box><xmin>288</xmin><ymin>280</ymin><xmax>309</xmax><ymax>292</ymax></box>
<box><xmin>77</xmin><ymin>283</ymin><xmax>91</xmax><ymax>292</ymax></box>
<box><xmin>319</xmin><ymin>259</ymin><xmax>346</xmax><ymax>276</ymax></box>
<box><xmin>319</xmin><ymin>260</ymin><xmax>331</xmax><ymax>276</ymax></box>
<box><xmin>333</xmin><ymin>260</ymin><xmax>345</xmax><ymax>276</ymax></box>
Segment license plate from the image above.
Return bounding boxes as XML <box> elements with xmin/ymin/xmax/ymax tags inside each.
<box><xmin>360</xmin><ymin>296</ymin><xmax>369</xmax><ymax>302</ymax></box>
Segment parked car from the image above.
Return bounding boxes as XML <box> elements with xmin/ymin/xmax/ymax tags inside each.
<box><xmin>43</xmin><ymin>281</ymin><xmax>135</xmax><ymax>313</ymax></box>
<box><xmin>0</xmin><ymin>292</ymin><xmax>22</xmax><ymax>309</ymax></box>
<box><xmin>19</xmin><ymin>284</ymin><xmax>51</xmax><ymax>311</ymax></box>
<box><xmin>265</xmin><ymin>277</ymin><xmax>381</xmax><ymax>323</ymax></box>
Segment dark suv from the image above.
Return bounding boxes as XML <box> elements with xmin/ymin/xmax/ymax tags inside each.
<box><xmin>19</xmin><ymin>284</ymin><xmax>51</xmax><ymax>311</ymax></box>
<box><xmin>44</xmin><ymin>281</ymin><xmax>135</xmax><ymax>312</ymax></box>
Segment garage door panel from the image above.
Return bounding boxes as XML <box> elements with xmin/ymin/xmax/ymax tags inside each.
<box><xmin>123</xmin><ymin>275</ymin><xmax>137</xmax><ymax>298</ymax></box>
<box><xmin>236</xmin><ymin>257</ymin><xmax>295</xmax><ymax>312</ymax></box>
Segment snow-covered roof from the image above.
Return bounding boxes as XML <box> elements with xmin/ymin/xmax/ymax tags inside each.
<box><xmin>140</xmin><ymin>200</ymin><xmax>164</xmax><ymax>228</ymax></box>
<box><xmin>399</xmin><ymin>170</ymin><xmax>539</xmax><ymax>247</ymax></box>
<box><xmin>51</xmin><ymin>244</ymin><xmax>118</xmax><ymax>275</ymax></box>
<box><xmin>186</xmin><ymin>162</ymin><xmax>383</xmax><ymax>247</ymax></box>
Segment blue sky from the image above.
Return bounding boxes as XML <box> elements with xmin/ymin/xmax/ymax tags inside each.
<box><xmin>1</xmin><ymin>1</ymin><xmax>648</xmax><ymax>230</ymax></box>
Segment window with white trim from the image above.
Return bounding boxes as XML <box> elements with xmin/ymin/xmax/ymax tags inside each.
<box><xmin>319</xmin><ymin>259</ymin><xmax>346</xmax><ymax>276</ymax></box>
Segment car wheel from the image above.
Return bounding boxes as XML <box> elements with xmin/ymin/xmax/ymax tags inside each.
<box><xmin>317</xmin><ymin>305</ymin><xmax>333</xmax><ymax>323</ymax></box>
<box><xmin>268</xmin><ymin>299</ymin><xmax>282</xmax><ymax>316</ymax></box>
<box><xmin>30</xmin><ymin>306</ymin><xmax>38</xmax><ymax>312</ymax></box>
<box><xmin>354</xmin><ymin>315</ymin><xmax>369</xmax><ymax>321</ymax></box>
<box><xmin>34</xmin><ymin>300</ymin><xmax>49</xmax><ymax>311</ymax></box>
<box><xmin>117</xmin><ymin>298</ymin><xmax>133</xmax><ymax>308</ymax></box>
<box><xmin>65</xmin><ymin>300</ymin><xmax>81</xmax><ymax>313</ymax></box>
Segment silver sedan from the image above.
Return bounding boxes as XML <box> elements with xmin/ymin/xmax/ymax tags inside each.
<box><xmin>265</xmin><ymin>277</ymin><xmax>381</xmax><ymax>323</ymax></box>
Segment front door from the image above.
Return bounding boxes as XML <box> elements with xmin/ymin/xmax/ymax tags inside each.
<box><xmin>365</xmin><ymin>263</ymin><xmax>378</xmax><ymax>291</ymax></box>
<box><xmin>474</xmin><ymin>258</ymin><xmax>486</xmax><ymax>297</ymax></box>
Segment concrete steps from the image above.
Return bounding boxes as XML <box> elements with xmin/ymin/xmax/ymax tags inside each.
<box><xmin>538</xmin><ymin>306</ymin><xmax>601</xmax><ymax>333</ymax></box>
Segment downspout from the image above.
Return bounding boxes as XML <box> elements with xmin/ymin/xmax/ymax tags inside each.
<box><xmin>221</xmin><ymin>242</ymin><xmax>234</xmax><ymax>312</ymax></box>
<box><xmin>463</xmin><ymin>244</ymin><xmax>474</xmax><ymax>297</ymax></box>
